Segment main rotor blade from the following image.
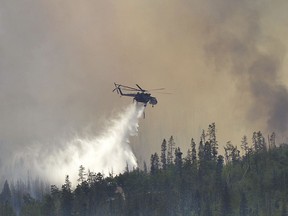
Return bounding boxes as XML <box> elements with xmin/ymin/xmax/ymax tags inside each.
<box><xmin>119</xmin><ymin>85</ymin><xmax>139</xmax><ymax>91</ymax></box>
<box><xmin>147</xmin><ymin>88</ymin><xmax>165</xmax><ymax>91</ymax></box>
<box><xmin>136</xmin><ymin>84</ymin><xmax>146</xmax><ymax>92</ymax></box>
<box><xmin>121</xmin><ymin>89</ymin><xmax>140</xmax><ymax>92</ymax></box>
<box><xmin>121</xmin><ymin>87</ymin><xmax>140</xmax><ymax>91</ymax></box>
<box><xmin>114</xmin><ymin>83</ymin><xmax>166</xmax><ymax>93</ymax></box>
<box><xmin>153</xmin><ymin>92</ymin><xmax>172</xmax><ymax>94</ymax></box>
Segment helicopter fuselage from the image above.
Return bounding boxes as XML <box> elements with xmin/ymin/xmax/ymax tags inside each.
<box><xmin>134</xmin><ymin>92</ymin><xmax>157</xmax><ymax>106</ymax></box>
<box><xmin>113</xmin><ymin>83</ymin><xmax>158</xmax><ymax>107</ymax></box>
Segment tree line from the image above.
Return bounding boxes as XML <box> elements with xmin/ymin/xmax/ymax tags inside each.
<box><xmin>1</xmin><ymin>123</ymin><xmax>288</xmax><ymax>216</ymax></box>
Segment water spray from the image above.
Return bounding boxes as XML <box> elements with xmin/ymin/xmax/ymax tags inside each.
<box><xmin>4</xmin><ymin>103</ymin><xmax>145</xmax><ymax>185</ymax></box>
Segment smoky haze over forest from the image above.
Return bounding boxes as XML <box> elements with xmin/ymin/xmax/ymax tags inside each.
<box><xmin>0</xmin><ymin>0</ymin><xmax>288</xmax><ymax>182</ymax></box>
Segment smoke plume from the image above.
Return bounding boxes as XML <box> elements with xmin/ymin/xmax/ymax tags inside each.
<box><xmin>2</xmin><ymin>103</ymin><xmax>144</xmax><ymax>185</ymax></box>
<box><xmin>204</xmin><ymin>0</ymin><xmax>288</xmax><ymax>135</ymax></box>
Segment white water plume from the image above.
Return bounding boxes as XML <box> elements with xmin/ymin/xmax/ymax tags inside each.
<box><xmin>4</xmin><ymin>103</ymin><xmax>145</xmax><ymax>185</ymax></box>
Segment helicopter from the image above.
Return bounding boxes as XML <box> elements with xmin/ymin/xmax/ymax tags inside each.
<box><xmin>112</xmin><ymin>83</ymin><xmax>163</xmax><ymax>107</ymax></box>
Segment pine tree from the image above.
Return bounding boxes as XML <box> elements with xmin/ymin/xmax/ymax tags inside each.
<box><xmin>204</xmin><ymin>141</ymin><xmax>212</xmax><ymax>161</ymax></box>
<box><xmin>201</xmin><ymin>129</ymin><xmax>206</xmax><ymax>144</ymax></box>
<box><xmin>215</xmin><ymin>155</ymin><xmax>224</xmax><ymax>191</ymax></box>
<box><xmin>198</xmin><ymin>139</ymin><xmax>204</xmax><ymax>163</ymax></box>
<box><xmin>87</xmin><ymin>169</ymin><xmax>96</xmax><ymax>186</ymax></box>
<box><xmin>241</xmin><ymin>135</ymin><xmax>249</xmax><ymax>156</ymax></box>
<box><xmin>42</xmin><ymin>194</ymin><xmax>55</xmax><ymax>216</ymax></box>
<box><xmin>61</xmin><ymin>175</ymin><xmax>73</xmax><ymax>216</ymax></box>
<box><xmin>252</xmin><ymin>131</ymin><xmax>258</xmax><ymax>152</ymax></box>
<box><xmin>78</xmin><ymin>165</ymin><xmax>86</xmax><ymax>184</ymax></box>
<box><xmin>224</xmin><ymin>141</ymin><xmax>240</xmax><ymax>164</ymax></box>
<box><xmin>174</xmin><ymin>147</ymin><xmax>183</xmax><ymax>173</ymax></box>
<box><xmin>198</xmin><ymin>138</ymin><xmax>205</xmax><ymax>180</ymax></box>
<box><xmin>0</xmin><ymin>180</ymin><xmax>12</xmax><ymax>204</ymax></box>
<box><xmin>258</xmin><ymin>131</ymin><xmax>267</xmax><ymax>151</ymax></box>
<box><xmin>167</xmin><ymin>136</ymin><xmax>175</xmax><ymax>165</ymax></box>
<box><xmin>143</xmin><ymin>161</ymin><xmax>148</xmax><ymax>174</ymax></box>
<box><xmin>21</xmin><ymin>194</ymin><xmax>41</xmax><ymax>216</ymax></box>
<box><xmin>0</xmin><ymin>180</ymin><xmax>14</xmax><ymax>216</ymax></box>
<box><xmin>51</xmin><ymin>184</ymin><xmax>60</xmax><ymax>198</ymax></box>
<box><xmin>208</xmin><ymin>123</ymin><xmax>218</xmax><ymax>160</ymax></box>
<box><xmin>150</xmin><ymin>153</ymin><xmax>159</xmax><ymax>175</ymax></box>
<box><xmin>268</xmin><ymin>132</ymin><xmax>276</xmax><ymax>149</ymax></box>
<box><xmin>185</xmin><ymin>148</ymin><xmax>192</xmax><ymax>167</ymax></box>
<box><xmin>160</xmin><ymin>139</ymin><xmax>167</xmax><ymax>170</ymax></box>
<box><xmin>191</xmin><ymin>138</ymin><xmax>197</xmax><ymax>166</ymax></box>
<box><xmin>252</xmin><ymin>131</ymin><xmax>267</xmax><ymax>152</ymax></box>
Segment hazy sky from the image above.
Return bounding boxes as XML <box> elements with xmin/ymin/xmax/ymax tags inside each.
<box><xmin>1</xmin><ymin>0</ymin><xmax>288</xmax><ymax>172</ymax></box>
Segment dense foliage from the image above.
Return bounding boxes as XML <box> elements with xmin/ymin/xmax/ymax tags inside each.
<box><xmin>1</xmin><ymin>124</ymin><xmax>288</xmax><ymax>216</ymax></box>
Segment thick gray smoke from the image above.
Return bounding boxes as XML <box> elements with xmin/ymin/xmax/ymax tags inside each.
<box><xmin>1</xmin><ymin>103</ymin><xmax>144</xmax><ymax>185</ymax></box>
<box><xmin>204</xmin><ymin>0</ymin><xmax>288</xmax><ymax>135</ymax></box>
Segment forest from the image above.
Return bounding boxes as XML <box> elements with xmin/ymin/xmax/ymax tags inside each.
<box><xmin>1</xmin><ymin>123</ymin><xmax>288</xmax><ymax>216</ymax></box>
